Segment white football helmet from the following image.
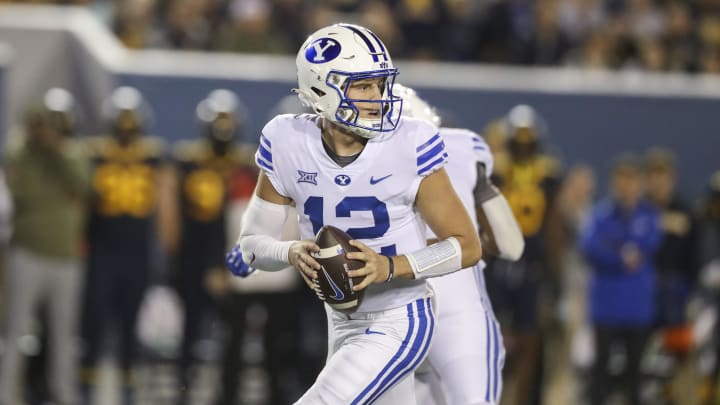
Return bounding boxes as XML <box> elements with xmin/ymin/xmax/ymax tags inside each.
<box><xmin>393</xmin><ymin>84</ymin><xmax>441</xmax><ymax>129</ymax></box>
<box><xmin>293</xmin><ymin>23</ymin><xmax>403</xmax><ymax>139</ymax></box>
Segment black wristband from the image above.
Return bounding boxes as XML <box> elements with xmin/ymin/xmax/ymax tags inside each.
<box><xmin>385</xmin><ymin>256</ymin><xmax>395</xmax><ymax>283</ymax></box>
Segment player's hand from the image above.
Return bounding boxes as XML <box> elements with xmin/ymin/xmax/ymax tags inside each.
<box><xmin>621</xmin><ymin>243</ymin><xmax>642</xmax><ymax>272</ymax></box>
<box><xmin>345</xmin><ymin>239</ymin><xmax>389</xmax><ymax>291</ymax></box>
<box><xmin>288</xmin><ymin>240</ymin><xmax>321</xmax><ymax>280</ymax></box>
<box><xmin>205</xmin><ymin>267</ymin><xmax>230</xmax><ymax>296</ymax></box>
<box><xmin>225</xmin><ymin>245</ymin><xmax>256</xmax><ymax>278</ymax></box>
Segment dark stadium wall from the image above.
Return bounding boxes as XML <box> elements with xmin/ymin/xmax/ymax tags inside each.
<box><xmin>114</xmin><ymin>72</ymin><xmax>718</xmax><ymax>199</ymax></box>
<box><xmin>116</xmin><ymin>73</ymin><xmax>293</xmax><ymax>144</ymax></box>
<box><xmin>417</xmin><ymin>87</ymin><xmax>720</xmax><ymax>198</ymax></box>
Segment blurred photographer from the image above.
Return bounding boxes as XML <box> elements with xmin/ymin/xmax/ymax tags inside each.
<box><xmin>0</xmin><ymin>90</ymin><xmax>90</xmax><ymax>405</ymax></box>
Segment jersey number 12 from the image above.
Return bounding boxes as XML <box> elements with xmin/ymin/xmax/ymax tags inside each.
<box><xmin>304</xmin><ymin>196</ymin><xmax>397</xmax><ymax>256</ymax></box>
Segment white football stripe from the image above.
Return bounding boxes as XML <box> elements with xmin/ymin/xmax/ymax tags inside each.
<box><xmin>330</xmin><ymin>299</ymin><xmax>359</xmax><ymax>310</ymax></box>
<box><xmin>312</xmin><ymin>244</ymin><xmax>343</xmax><ymax>259</ymax></box>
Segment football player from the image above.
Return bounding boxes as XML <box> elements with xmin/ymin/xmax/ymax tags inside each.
<box><xmin>487</xmin><ymin>105</ymin><xmax>564</xmax><ymax>405</ymax></box>
<box><xmin>227</xmin><ymin>23</ymin><xmax>482</xmax><ymax>404</ymax></box>
<box><xmin>79</xmin><ymin>86</ymin><xmax>170</xmax><ymax>405</ymax></box>
<box><xmin>168</xmin><ymin>89</ymin><xmax>258</xmax><ymax>404</ymax></box>
<box><xmin>394</xmin><ymin>85</ymin><xmax>524</xmax><ymax>405</ymax></box>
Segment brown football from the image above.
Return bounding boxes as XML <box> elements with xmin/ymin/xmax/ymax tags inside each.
<box><xmin>310</xmin><ymin>225</ymin><xmax>365</xmax><ymax>313</ymax></box>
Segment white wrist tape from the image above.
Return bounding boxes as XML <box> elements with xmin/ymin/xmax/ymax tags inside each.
<box><xmin>481</xmin><ymin>195</ymin><xmax>525</xmax><ymax>261</ymax></box>
<box><xmin>237</xmin><ymin>195</ymin><xmax>294</xmax><ymax>272</ymax></box>
<box><xmin>405</xmin><ymin>237</ymin><xmax>462</xmax><ymax>279</ymax></box>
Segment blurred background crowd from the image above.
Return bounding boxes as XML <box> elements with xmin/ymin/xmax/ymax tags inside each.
<box><xmin>0</xmin><ymin>1</ymin><xmax>717</xmax><ymax>405</ymax></box>
<box><xmin>0</xmin><ymin>83</ymin><xmax>717</xmax><ymax>405</ymax></box>
<box><xmin>2</xmin><ymin>0</ymin><xmax>720</xmax><ymax>73</ymax></box>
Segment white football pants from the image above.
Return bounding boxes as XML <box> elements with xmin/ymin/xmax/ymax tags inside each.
<box><xmin>415</xmin><ymin>265</ymin><xmax>505</xmax><ymax>405</ymax></box>
<box><xmin>295</xmin><ymin>296</ymin><xmax>436</xmax><ymax>405</ymax></box>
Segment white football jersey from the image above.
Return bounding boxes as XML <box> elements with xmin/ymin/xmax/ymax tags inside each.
<box><xmin>427</xmin><ymin>128</ymin><xmax>495</xmax><ymax>313</ymax></box>
<box><xmin>255</xmin><ymin>114</ymin><xmax>447</xmax><ymax>312</ymax></box>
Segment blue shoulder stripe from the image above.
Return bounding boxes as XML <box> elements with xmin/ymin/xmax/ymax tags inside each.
<box><xmin>416</xmin><ymin>140</ymin><xmax>445</xmax><ymax>167</ymax></box>
<box><xmin>473</xmin><ymin>136</ymin><xmax>487</xmax><ymax>147</ymax></box>
<box><xmin>258</xmin><ymin>143</ymin><xmax>272</xmax><ymax>163</ymax></box>
<box><xmin>417</xmin><ymin>153</ymin><xmax>447</xmax><ymax>176</ymax></box>
<box><xmin>255</xmin><ymin>153</ymin><xmax>273</xmax><ymax>172</ymax></box>
<box><xmin>416</xmin><ymin>133</ymin><xmax>440</xmax><ymax>153</ymax></box>
<box><xmin>256</xmin><ymin>158</ymin><xmax>273</xmax><ymax>172</ymax></box>
<box><xmin>260</xmin><ymin>134</ymin><xmax>271</xmax><ymax>148</ymax></box>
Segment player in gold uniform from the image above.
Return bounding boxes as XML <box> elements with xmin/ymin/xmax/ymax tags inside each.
<box><xmin>487</xmin><ymin>105</ymin><xmax>564</xmax><ymax>405</ymax></box>
<box><xmin>79</xmin><ymin>87</ymin><xmax>170</xmax><ymax>405</ymax></box>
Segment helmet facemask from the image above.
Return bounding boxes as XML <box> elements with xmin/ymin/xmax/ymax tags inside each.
<box><xmin>326</xmin><ymin>70</ymin><xmax>402</xmax><ymax>138</ymax></box>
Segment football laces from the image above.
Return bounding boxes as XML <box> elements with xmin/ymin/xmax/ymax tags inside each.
<box><xmin>311</xmin><ymin>278</ymin><xmax>326</xmax><ymax>301</ymax></box>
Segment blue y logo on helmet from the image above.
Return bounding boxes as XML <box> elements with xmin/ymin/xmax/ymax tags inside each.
<box><xmin>306</xmin><ymin>38</ymin><xmax>341</xmax><ymax>64</ymax></box>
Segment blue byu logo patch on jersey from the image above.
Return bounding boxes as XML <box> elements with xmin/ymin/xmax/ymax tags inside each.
<box><xmin>334</xmin><ymin>174</ymin><xmax>351</xmax><ymax>186</ymax></box>
<box><xmin>297</xmin><ymin>170</ymin><xmax>318</xmax><ymax>185</ymax></box>
<box><xmin>305</xmin><ymin>38</ymin><xmax>341</xmax><ymax>64</ymax></box>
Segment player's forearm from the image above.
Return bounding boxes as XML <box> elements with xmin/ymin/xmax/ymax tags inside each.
<box><xmin>457</xmin><ymin>234</ymin><xmax>483</xmax><ymax>268</ymax></box>
<box><xmin>396</xmin><ymin>235</ymin><xmax>481</xmax><ymax>280</ymax></box>
<box><xmin>236</xmin><ymin>194</ymin><xmax>293</xmax><ymax>272</ymax></box>
<box><xmin>478</xmin><ymin>194</ymin><xmax>524</xmax><ymax>261</ymax></box>
<box><xmin>424</xmin><ymin>236</ymin><xmax>483</xmax><ymax>268</ymax></box>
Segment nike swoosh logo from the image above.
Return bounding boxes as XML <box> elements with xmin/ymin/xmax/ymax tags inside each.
<box><xmin>322</xmin><ymin>267</ymin><xmax>344</xmax><ymax>301</ymax></box>
<box><xmin>365</xmin><ymin>327</ymin><xmax>386</xmax><ymax>336</ymax></box>
<box><xmin>370</xmin><ymin>174</ymin><xmax>392</xmax><ymax>185</ymax></box>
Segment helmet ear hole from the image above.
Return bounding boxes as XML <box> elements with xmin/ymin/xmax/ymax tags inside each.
<box><xmin>311</xmin><ymin>87</ymin><xmax>326</xmax><ymax>97</ymax></box>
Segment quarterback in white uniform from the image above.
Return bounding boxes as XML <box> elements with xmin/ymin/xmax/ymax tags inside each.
<box><xmin>395</xmin><ymin>85</ymin><xmax>525</xmax><ymax>405</ymax></box>
<box><xmin>227</xmin><ymin>24</ymin><xmax>482</xmax><ymax>404</ymax></box>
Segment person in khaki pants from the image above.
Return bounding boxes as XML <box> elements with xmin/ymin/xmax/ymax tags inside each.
<box><xmin>0</xmin><ymin>100</ymin><xmax>89</xmax><ymax>405</ymax></box>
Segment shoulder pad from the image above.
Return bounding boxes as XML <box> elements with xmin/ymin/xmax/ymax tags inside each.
<box><xmin>139</xmin><ymin>136</ymin><xmax>166</xmax><ymax>157</ymax></box>
<box><xmin>399</xmin><ymin>116</ymin><xmax>437</xmax><ymax>138</ymax></box>
<box><xmin>493</xmin><ymin>152</ymin><xmax>512</xmax><ymax>178</ymax></box>
<box><xmin>172</xmin><ymin>139</ymin><xmax>205</xmax><ymax>162</ymax></box>
<box><xmin>535</xmin><ymin>155</ymin><xmax>562</xmax><ymax>178</ymax></box>
<box><xmin>230</xmin><ymin>143</ymin><xmax>258</xmax><ymax>166</ymax></box>
<box><xmin>262</xmin><ymin>114</ymin><xmax>295</xmax><ymax>136</ymax></box>
<box><xmin>79</xmin><ymin>135</ymin><xmax>113</xmax><ymax>156</ymax></box>
<box><xmin>61</xmin><ymin>138</ymin><xmax>89</xmax><ymax>158</ymax></box>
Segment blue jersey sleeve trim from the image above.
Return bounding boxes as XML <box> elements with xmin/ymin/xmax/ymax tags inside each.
<box><xmin>255</xmin><ymin>152</ymin><xmax>273</xmax><ymax>172</ymax></box>
<box><xmin>258</xmin><ymin>143</ymin><xmax>273</xmax><ymax>163</ymax></box>
<box><xmin>416</xmin><ymin>140</ymin><xmax>445</xmax><ymax>167</ymax></box>
<box><xmin>257</xmin><ymin>158</ymin><xmax>273</xmax><ymax>172</ymax></box>
<box><xmin>260</xmin><ymin>134</ymin><xmax>272</xmax><ymax>148</ymax></box>
<box><xmin>417</xmin><ymin>153</ymin><xmax>447</xmax><ymax>175</ymax></box>
<box><xmin>415</xmin><ymin>133</ymin><xmax>440</xmax><ymax>153</ymax></box>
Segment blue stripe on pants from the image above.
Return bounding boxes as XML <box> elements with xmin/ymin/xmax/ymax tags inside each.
<box><xmin>367</xmin><ymin>298</ymin><xmax>435</xmax><ymax>404</ymax></box>
<box><xmin>485</xmin><ymin>315</ymin><xmax>492</xmax><ymax>403</ymax></box>
<box><xmin>351</xmin><ymin>302</ymin><xmax>417</xmax><ymax>405</ymax></box>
